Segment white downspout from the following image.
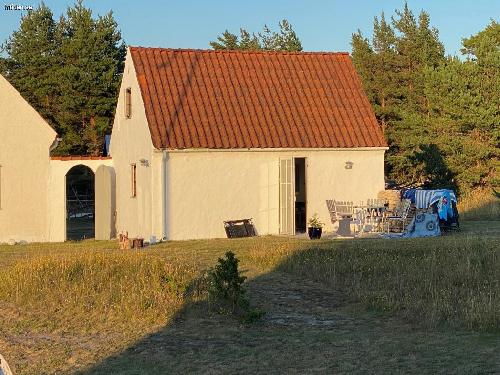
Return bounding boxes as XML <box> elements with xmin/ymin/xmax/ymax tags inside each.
<box><xmin>162</xmin><ymin>150</ymin><xmax>168</xmax><ymax>240</ymax></box>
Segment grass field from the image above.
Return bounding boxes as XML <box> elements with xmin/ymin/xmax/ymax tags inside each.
<box><xmin>0</xmin><ymin>221</ymin><xmax>499</xmax><ymax>374</ymax></box>
<box><xmin>458</xmin><ymin>189</ymin><xmax>500</xmax><ymax>220</ymax></box>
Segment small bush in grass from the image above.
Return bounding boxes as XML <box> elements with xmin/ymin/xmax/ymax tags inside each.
<box><xmin>207</xmin><ymin>251</ymin><xmax>264</xmax><ymax>321</ymax></box>
<box><xmin>208</xmin><ymin>251</ymin><xmax>248</xmax><ymax>313</ymax></box>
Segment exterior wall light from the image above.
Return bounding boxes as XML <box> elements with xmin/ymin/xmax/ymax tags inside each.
<box><xmin>139</xmin><ymin>159</ymin><xmax>149</xmax><ymax>167</ymax></box>
<box><xmin>345</xmin><ymin>161</ymin><xmax>353</xmax><ymax>170</ymax></box>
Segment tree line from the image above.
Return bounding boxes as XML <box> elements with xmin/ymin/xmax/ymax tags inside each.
<box><xmin>1</xmin><ymin>0</ymin><xmax>126</xmax><ymax>155</ymax></box>
<box><xmin>1</xmin><ymin>2</ymin><xmax>497</xmax><ymax>194</ymax></box>
<box><xmin>351</xmin><ymin>4</ymin><xmax>499</xmax><ymax>194</ymax></box>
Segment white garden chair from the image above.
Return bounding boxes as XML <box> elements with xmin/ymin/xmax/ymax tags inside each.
<box><xmin>384</xmin><ymin>199</ymin><xmax>411</xmax><ymax>233</ymax></box>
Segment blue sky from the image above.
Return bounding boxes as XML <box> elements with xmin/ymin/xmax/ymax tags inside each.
<box><xmin>1</xmin><ymin>0</ymin><xmax>498</xmax><ymax>56</ymax></box>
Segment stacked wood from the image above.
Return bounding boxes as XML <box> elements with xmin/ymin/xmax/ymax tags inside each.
<box><xmin>378</xmin><ymin>190</ymin><xmax>401</xmax><ymax>211</ymax></box>
<box><xmin>118</xmin><ymin>231</ymin><xmax>130</xmax><ymax>250</ymax></box>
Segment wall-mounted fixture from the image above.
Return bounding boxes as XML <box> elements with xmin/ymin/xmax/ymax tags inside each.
<box><xmin>345</xmin><ymin>161</ymin><xmax>353</xmax><ymax>170</ymax></box>
<box><xmin>139</xmin><ymin>158</ymin><xmax>149</xmax><ymax>167</ymax></box>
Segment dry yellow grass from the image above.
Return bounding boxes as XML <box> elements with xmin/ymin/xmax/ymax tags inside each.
<box><xmin>0</xmin><ymin>251</ymin><xmax>195</xmax><ymax>331</ymax></box>
<box><xmin>458</xmin><ymin>188</ymin><xmax>500</xmax><ymax>220</ymax></box>
<box><xmin>0</xmin><ymin>251</ymin><xmax>197</xmax><ymax>374</ymax></box>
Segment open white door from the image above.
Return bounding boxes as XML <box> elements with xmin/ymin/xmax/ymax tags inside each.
<box><xmin>279</xmin><ymin>158</ymin><xmax>295</xmax><ymax>235</ymax></box>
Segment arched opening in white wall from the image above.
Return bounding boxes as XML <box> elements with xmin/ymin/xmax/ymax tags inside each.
<box><xmin>66</xmin><ymin>165</ymin><xmax>95</xmax><ymax>240</ymax></box>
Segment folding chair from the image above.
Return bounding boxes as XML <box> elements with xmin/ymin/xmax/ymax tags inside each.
<box><xmin>384</xmin><ymin>199</ymin><xmax>411</xmax><ymax>233</ymax></box>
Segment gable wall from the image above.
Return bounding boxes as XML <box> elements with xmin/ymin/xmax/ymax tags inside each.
<box><xmin>110</xmin><ymin>50</ymin><xmax>159</xmax><ymax>240</ymax></box>
<box><xmin>0</xmin><ymin>75</ymin><xmax>56</xmax><ymax>243</ymax></box>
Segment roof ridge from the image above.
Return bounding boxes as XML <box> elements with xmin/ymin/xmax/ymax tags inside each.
<box><xmin>128</xmin><ymin>46</ymin><xmax>350</xmax><ymax>56</ymax></box>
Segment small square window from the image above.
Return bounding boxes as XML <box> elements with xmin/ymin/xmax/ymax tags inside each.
<box><xmin>125</xmin><ymin>88</ymin><xmax>132</xmax><ymax>118</ymax></box>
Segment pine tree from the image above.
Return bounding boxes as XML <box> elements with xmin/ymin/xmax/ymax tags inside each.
<box><xmin>1</xmin><ymin>1</ymin><xmax>126</xmax><ymax>155</ymax></box>
<box><xmin>210</xmin><ymin>30</ymin><xmax>240</xmax><ymax>50</ymax></box>
<box><xmin>352</xmin><ymin>4</ymin><xmax>453</xmax><ymax>190</ymax></box>
<box><xmin>1</xmin><ymin>3</ymin><xmax>59</xmax><ymax>125</ymax></box>
<box><xmin>210</xmin><ymin>20</ymin><xmax>302</xmax><ymax>52</ymax></box>
<box><xmin>55</xmin><ymin>0</ymin><xmax>126</xmax><ymax>155</ymax></box>
<box><xmin>239</xmin><ymin>29</ymin><xmax>261</xmax><ymax>50</ymax></box>
<box><xmin>422</xmin><ymin>21</ymin><xmax>500</xmax><ymax>192</ymax></box>
<box><xmin>273</xmin><ymin>19</ymin><xmax>303</xmax><ymax>51</ymax></box>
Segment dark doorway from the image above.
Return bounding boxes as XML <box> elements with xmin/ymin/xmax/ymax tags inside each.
<box><xmin>294</xmin><ymin>158</ymin><xmax>306</xmax><ymax>233</ymax></box>
<box><xmin>66</xmin><ymin>165</ymin><xmax>95</xmax><ymax>240</ymax></box>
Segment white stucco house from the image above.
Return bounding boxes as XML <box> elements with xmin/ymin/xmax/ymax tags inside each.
<box><xmin>109</xmin><ymin>47</ymin><xmax>387</xmax><ymax>240</ymax></box>
<box><xmin>0</xmin><ymin>47</ymin><xmax>387</xmax><ymax>243</ymax></box>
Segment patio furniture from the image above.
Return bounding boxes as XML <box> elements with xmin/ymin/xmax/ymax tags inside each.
<box><xmin>334</xmin><ymin>201</ymin><xmax>355</xmax><ymax>237</ymax></box>
<box><xmin>326</xmin><ymin>199</ymin><xmax>339</xmax><ymax>224</ymax></box>
<box><xmin>326</xmin><ymin>200</ymin><xmax>367</xmax><ymax>237</ymax></box>
<box><xmin>364</xmin><ymin>199</ymin><xmax>387</xmax><ymax>233</ymax></box>
<box><xmin>384</xmin><ymin>199</ymin><xmax>411</xmax><ymax>233</ymax></box>
<box><xmin>351</xmin><ymin>208</ymin><xmax>366</xmax><ymax>236</ymax></box>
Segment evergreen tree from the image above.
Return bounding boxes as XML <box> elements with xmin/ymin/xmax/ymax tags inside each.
<box><xmin>55</xmin><ymin>0</ymin><xmax>126</xmax><ymax>155</ymax></box>
<box><xmin>210</xmin><ymin>20</ymin><xmax>302</xmax><ymax>51</ymax></box>
<box><xmin>351</xmin><ymin>3</ymin><xmax>499</xmax><ymax>193</ymax></box>
<box><xmin>371</xmin><ymin>13</ymin><xmax>400</xmax><ymax>132</ymax></box>
<box><xmin>1</xmin><ymin>0</ymin><xmax>125</xmax><ymax>155</ymax></box>
<box><xmin>239</xmin><ymin>29</ymin><xmax>261</xmax><ymax>50</ymax></box>
<box><xmin>422</xmin><ymin>21</ymin><xmax>500</xmax><ymax>192</ymax></box>
<box><xmin>461</xmin><ymin>20</ymin><xmax>500</xmax><ymax>64</ymax></box>
<box><xmin>1</xmin><ymin>3</ymin><xmax>59</xmax><ymax>125</ymax></box>
<box><xmin>210</xmin><ymin>30</ymin><xmax>240</xmax><ymax>50</ymax></box>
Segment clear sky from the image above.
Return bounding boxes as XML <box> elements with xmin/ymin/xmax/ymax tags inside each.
<box><xmin>1</xmin><ymin>0</ymin><xmax>498</xmax><ymax>56</ymax></box>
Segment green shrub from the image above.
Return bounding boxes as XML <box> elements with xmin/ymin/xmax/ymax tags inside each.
<box><xmin>207</xmin><ymin>251</ymin><xmax>265</xmax><ymax>322</ymax></box>
<box><xmin>208</xmin><ymin>251</ymin><xmax>248</xmax><ymax>313</ymax></box>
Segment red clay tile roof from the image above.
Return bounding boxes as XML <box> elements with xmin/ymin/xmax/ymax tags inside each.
<box><xmin>129</xmin><ymin>47</ymin><xmax>387</xmax><ymax>149</ymax></box>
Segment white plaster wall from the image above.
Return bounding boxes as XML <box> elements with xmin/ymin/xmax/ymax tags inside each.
<box><xmin>164</xmin><ymin>148</ymin><xmax>386</xmax><ymax>240</ymax></box>
<box><xmin>0</xmin><ymin>74</ymin><xmax>56</xmax><ymax>243</ymax></box>
<box><xmin>109</xmin><ymin>49</ymin><xmax>157</xmax><ymax>240</ymax></box>
<box><xmin>47</xmin><ymin>159</ymin><xmax>113</xmax><ymax>242</ymax></box>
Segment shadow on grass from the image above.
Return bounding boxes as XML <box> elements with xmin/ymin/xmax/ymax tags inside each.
<box><xmin>78</xmin><ymin>232</ymin><xmax>500</xmax><ymax>375</ymax></box>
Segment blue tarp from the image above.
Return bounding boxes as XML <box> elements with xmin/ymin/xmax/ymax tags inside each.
<box><xmin>402</xmin><ymin>189</ymin><xmax>457</xmax><ymax>209</ymax></box>
<box><xmin>382</xmin><ymin>212</ymin><xmax>441</xmax><ymax>239</ymax></box>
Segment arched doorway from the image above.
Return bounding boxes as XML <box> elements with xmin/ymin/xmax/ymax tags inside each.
<box><xmin>66</xmin><ymin>165</ymin><xmax>95</xmax><ymax>240</ymax></box>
